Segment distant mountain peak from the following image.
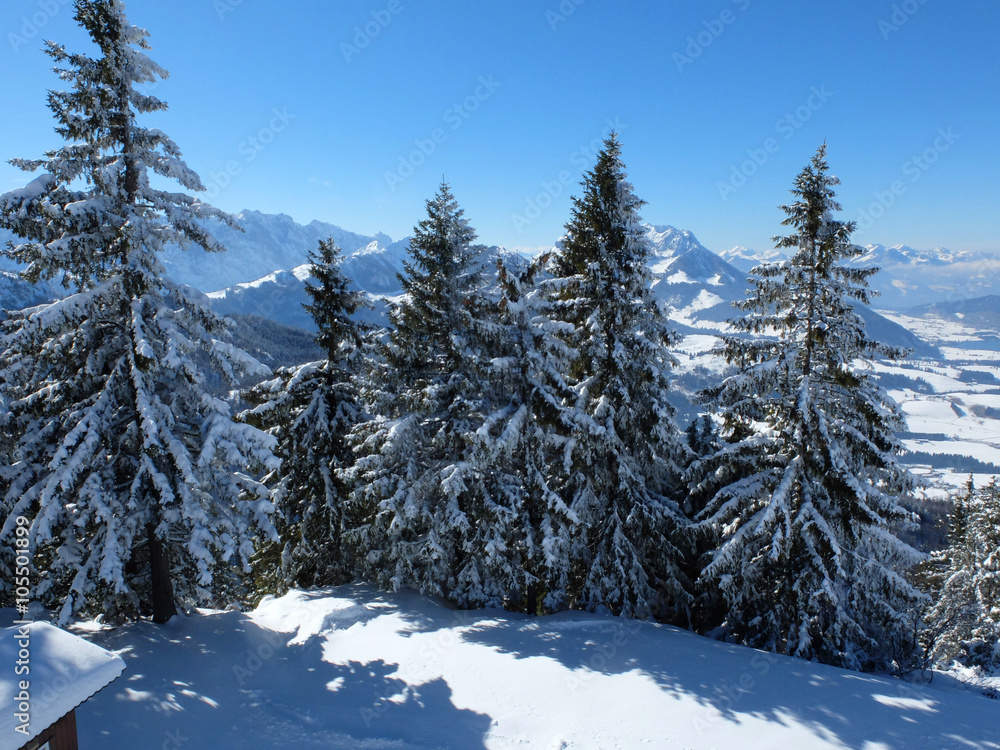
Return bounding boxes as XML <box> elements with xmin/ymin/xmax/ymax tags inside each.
<box><xmin>717</xmin><ymin>245</ymin><xmax>787</xmax><ymax>273</ymax></box>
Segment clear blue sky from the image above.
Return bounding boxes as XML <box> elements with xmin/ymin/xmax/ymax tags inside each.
<box><xmin>1</xmin><ymin>0</ymin><xmax>997</xmax><ymax>255</ymax></box>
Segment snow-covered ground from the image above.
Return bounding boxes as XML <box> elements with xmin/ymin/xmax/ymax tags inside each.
<box><xmin>4</xmin><ymin>586</ymin><xmax>997</xmax><ymax>750</ymax></box>
<box><xmin>867</xmin><ymin>315</ymin><xmax>1000</xmax><ymax>495</ymax></box>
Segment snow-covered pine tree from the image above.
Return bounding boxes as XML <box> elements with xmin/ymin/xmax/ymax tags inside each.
<box><xmin>473</xmin><ymin>254</ymin><xmax>580</xmax><ymax>613</ymax></box>
<box><xmin>691</xmin><ymin>144</ymin><xmax>925</xmax><ymax>670</ymax></box>
<box><xmin>242</xmin><ymin>238</ymin><xmax>368</xmax><ymax>594</ymax></box>
<box><xmin>0</xmin><ymin>0</ymin><xmax>276</xmax><ymax>624</ymax></box>
<box><xmin>923</xmin><ymin>479</ymin><xmax>977</xmax><ymax>665</ymax></box>
<box><xmin>970</xmin><ymin>480</ymin><xmax>1000</xmax><ymax>667</ymax></box>
<box><xmin>924</xmin><ymin>479</ymin><xmax>1000</xmax><ymax>668</ymax></box>
<box><xmin>346</xmin><ymin>183</ymin><xmax>510</xmax><ymax>606</ymax></box>
<box><xmin>544</xmin><ymin>133</ymin><xmax>691</xmax><ymax>620</ymax></box>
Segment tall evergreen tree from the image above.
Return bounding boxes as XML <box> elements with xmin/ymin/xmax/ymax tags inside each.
<box><xmin>691</xmin><ymin>144</ymin><xmax>925</xmax><ymax>670</ymax></box>
<box><xmin>346</xmin><ymin>183</ymin><xmax>510</xmax><ymax>606</ymax></box>
<box><xmin>0</xmin><ymin>0</ymin><xmax>276</xmax><ymax>623</ymax></box>
<box><xmin>544</xmin><ymin>134</ymin><xmax>691</xmax><ymax>619</ymax></box>
<box><xmin>242</xmin><ymin>238</ymin><xmax>368</xmax><ymax>593</ymax></box>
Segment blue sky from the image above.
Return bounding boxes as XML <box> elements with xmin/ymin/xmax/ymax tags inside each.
<box><xmin>1</xmin><ymin>0</ymin><xmax>997</xmax><ymax>255</ymax></box>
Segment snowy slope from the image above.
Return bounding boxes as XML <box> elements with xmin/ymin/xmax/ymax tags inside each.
<box><xmin>905</xmin><ymin>295</ymin><xmax>1000</xmax><ymax>335</ymax></box>
<box><xmin>6</xmin><ymin>586</ymin><xmax>996</xmax><ymax>750</ymax></box>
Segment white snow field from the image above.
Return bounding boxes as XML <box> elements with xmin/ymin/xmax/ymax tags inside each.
<box><xmin>7</xmin><ymin>585</ymin><xmax>998</xmax><ymax>750</ymax></box>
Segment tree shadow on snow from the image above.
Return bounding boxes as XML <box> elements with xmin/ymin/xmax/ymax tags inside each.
<box><xmin>74</xmin><ymin>604</ymin><xmax>492</xmax><ymax>749</ymax></box>
<box><xmin>457</xmin><ymin>611</ymin><xmax>1000</xmax><ymax>750</ymax></box>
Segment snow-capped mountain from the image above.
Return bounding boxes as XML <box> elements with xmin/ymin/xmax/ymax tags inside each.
<box><xmin>209</xmin><ymin>224</ymin><xmax>739</xmax><ymax>332</ymax></box>
<box><xmin>0</xmin><ymin>212</ymin><xmax>967</xmax><ymax>360</ymax></box>
<box><xmin>855</xmin><ymin>244</ymin><xmax>1000</xmax><ymax>309</ymax></box>
<box><xmin>721</xmin><ymin>242</ymin><xmax>1000</xmax><ymax>310</ymax></box>
<box><xmin>160</xmin><ymin>210</ymin><xmax>394</xmax><ymax>293</ymax></box>
<box><xmin>0</xmin><ymin>213</ymin><xmax>395</xmax><ymax>295</ymax></box>
<box><xmin>644</xmin><ymin>225</ymin><xmax>746</xmax><ymax>326</ymax></box>
<box><xmin>203</xmin><ymin>222</ymin><xmax>934</xmax><ymax>358</ymax></box>
<box><xmin>0</xmin><ymin>271</ymin><xmax>57</xmax><ymax>319</ymax></box>
<box><xmin>340</xmin><ymin>238</ymin><xmax>412</xmax><ymax>295</ymax></box>
<box><xmin>717</xmin><ymin>245</ymin><xmax>786</xmax><ymax>273</ymax></box>
<box><xmin>855</xmin><ymin>243</ymin><xmax>982</xmax><ymax>267</ymax></box>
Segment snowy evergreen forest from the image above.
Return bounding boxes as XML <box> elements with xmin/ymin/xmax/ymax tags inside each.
<box><xmin>1</xmin><ymin>0</ymin><xmax>997</xmax><ymax>684</ymax></box>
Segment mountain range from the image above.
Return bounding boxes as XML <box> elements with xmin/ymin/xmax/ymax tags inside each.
<box><xmin>724</xmin><ymin>242</ymin><xmax>1000</xmax><ymax>312</ymax></box>
<box><xmin>201</xmin><ymin>219</ymin><xmax>936</xmax><ymax>358</ymax></box>
<box><xmin>0</xmin><ymin>212</ymin><xmax>986</xmax><ymax>358</ymax></box>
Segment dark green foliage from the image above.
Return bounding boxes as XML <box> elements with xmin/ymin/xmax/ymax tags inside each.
<box><xmin>243</xmin><ymin>239</ymin><xmax>368</xmax><ymax>594</ymax></box>
<box><xmin>346</xmin><ymin>183</ymin><xmax>512</xmax><ymax>606</ymax></box>
<box><xmin>543</xmin><ymin>134</ymin><xmax>691</xmax><ymax>620</ymax></box>
<box><xmin>0</xmin><ymin>0</ymin><xmax>275</xmax><ymax>624</ymax></box>
<box><xmin>227</xmin><ymin>315</ymin><xmax>323</xmax><ymax>370</ymax></box>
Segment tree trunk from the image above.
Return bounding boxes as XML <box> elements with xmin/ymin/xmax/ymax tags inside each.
<box><xmin>148</xmin><ymin>523</ymin><xmax>177</xmax><ymax>623</ymax></box>
<box><xmin>526</xmin><ymin>581</ymin><xmax>538</xmax><ymax>616</ymax></box>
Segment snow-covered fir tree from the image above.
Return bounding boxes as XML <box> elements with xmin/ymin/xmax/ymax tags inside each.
<box><xmin>924</xmin><ymin>479</ymin><xmax>1000</xmax><ymax>668</ymax></box>
<box><xmin>690</xmin><ymin>144</ymin><xmax>925</xmax><ymax>670</ymax></box>
<box><xmin>971</xmin><ymin>480</ymin><xmax>1000</xmax><ymax>666</ymax></box>
<box><xmin>543</xmin><ymin>134</ymin><xmax>691</xmax><ymax>620</ymax></box>
<box><xmin>473</xmin><ymin>254</ymin><xmax>580</xmax><ymax>613</ymax></box>
<box><xmin>0</xmin><ymin>0</ymin><xmax>276</xmax><ymax>623</ymax></box>
<box><xmin>346</xmin><ymin>183</ymin><xmax>511</xmax><ymax>607</ymax></box>
<box><xmin>242</xmin><ymin>238</ymin><xmax>368</xmax><ymax>594</ymax></box>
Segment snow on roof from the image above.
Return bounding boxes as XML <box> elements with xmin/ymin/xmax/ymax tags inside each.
<box><xmin>1</xmin><ymin>622</ymin><xmax>125</xmax><ymax>743</ymax></box>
